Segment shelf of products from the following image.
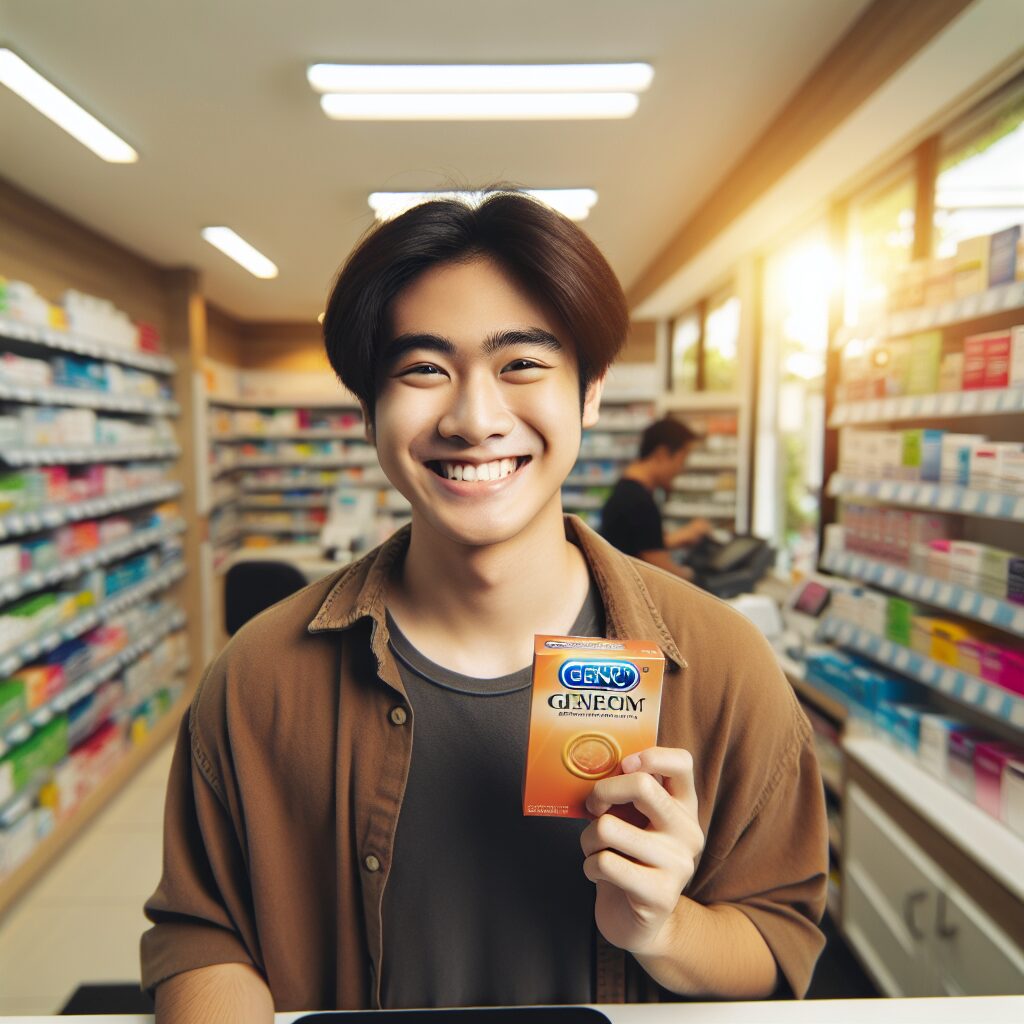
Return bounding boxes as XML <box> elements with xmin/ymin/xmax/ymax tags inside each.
<box><xmin>0</xmin><ymin>278</ymin><xmax>189</xmax><ymax>907</ymax></box>
<box><xmin>827</xmin><ymin>475</ymin><xmax>1024</xmax><ymax>522</ymax></box>
<box><xmin>819</xmin><ymin>616</ymin><xmax>1024</xmax><ymax>727</ymax></box>
<box><xmin>813</xmin><ymin>223</ymin><xmax>1024</xmax><ymax>994</ymax></box>
<box><xmin>844</xmin><ymin>735</ymin><xmax>1024</xmax><ymax>904</ymax></box>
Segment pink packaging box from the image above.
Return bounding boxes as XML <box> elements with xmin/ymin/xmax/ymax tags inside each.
<box><xmin>962</xmin><ymin>334</ymin><xmax>988</xmax><ymax>390</ymax></box>
<box><xmin>948</xmin><ymin>728</ymin><xmax>988</xmax><ymax>800</ymax></box>
<box><xmin>974</xmin><ymin>742</ymin><xmax>1024</xmax><ymax>819</ymax></box>
<box><xmin>979</xmin><ymin>645</ymin><xmax>1024</xmax><ymax>697</ymax></box>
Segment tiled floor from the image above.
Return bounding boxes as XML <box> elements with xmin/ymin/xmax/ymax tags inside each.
<box><xmin>0</xmin><ymin>736</ymin><xmax>174</xmax><ymax>1015</ymax></box>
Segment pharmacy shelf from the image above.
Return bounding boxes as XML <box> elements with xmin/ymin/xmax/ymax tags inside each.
<box><xmin>0</xmin><ymin>518</ymin><xmax>186</xmax><ymax>604</ymax></box>
<box><xmin>565</xmin><ymin>472</ymin><xmax>618</xmax><ymax>486</ymax></box>
<box><xmin>0</xmin><ymin>442</ymin><xmax>180</xmax><ymax>467</ymax></box>
<box><xmin>819</xmin><ymin>615</ymin><xmax>1024</xmax><ymax>729</ymax></box>
<box><xmin>829</xmin><ymin>386</ymin><xmax>1024</xmax><ymax>427</ymax></box>
<box><xmin>207</xmin><ymin>393</ymin><xmax>360</xmax><ymax>410</ymax></box>
<box><xmin>684</xmin><ymin>453</ymin><xmax>739</xmax><ymax>470</ymax></box>
<box><xmin>211</xmin><ymin>527</ymin><xmax>242</xmax><ymax>548</ymax></box>
<box><xmin>833</xmin><ymin>280</ymin><xmax>1024</xmax><ymax>349</ymax></box>
<box><xmin>0</xmin><ymin>481</ymin><xmax>183</xmax><ymax>541</ymax></box>
<box><xmin>241</xmin><ymin>497</ymin><xmax>328</xmax><ymax>510</ymax></box>
<box><xmin>0</xmin><ymin>378</ymin><xmax>178</xmax><ymax>416</ymax></box>
<box><xmin>0</xmin><ymin>316</ymin><xmax>176</xmax><ymax>374</ymax></box>
<box><xmin>779</xmin><ymin>654</ymin><xmax>850</xmax><ymax>723</ymax></box>
<box><xmin>843</xmin><ymin>735</ymin><xmax>1024</xmax><ymax>903</ymax></box>
<box><xmin>0</xmin><ymin>608</ymin><xmax>186</xmax><ymax>756</ymax></box>
<box><xmin>663</xmin><ymin>501</ymin><xmax>738</xmax><ymax>519</ymax></box>
<box><xmin>240</xmin><ymin>476</ymin><xmax>342</xmax><ymax>492</ymax></box>
<box><xmin>212</xmin><ymin>429</ymin><xmax>364</xmax><ymax>442</ymax></box>
<box><xmin>827</xmin><ymin>475</ymin><xmax>1024</xmax><ymax>521</ymax></box>
<box><xmin>0</xmin><ymin>693</ymin><xmax>186</xmax><ymax>916</ymax></box>
<box><xmin>0</xmin><ymin>560</ymin><xmax>185</xmax><ymax>679</ymax></box>
<box><xmin>241</xmin><ymin>519</ymin><xmax>323</xmax><ymax>534</ymax></box>
<box><xmin>591</xmin><ymin>419</ymin><xmax>649</xmax><ymax>433</ymax></box>
<box><xmin>237</xmin><ymin>456</ymin><xmax>379</xmax><ymax>470</ymax></box>
<box><xmin>819</xmin><ymin>549</ymin><xmax>1024</xmax><ymax>639</ymax></box>
<box><xmin>672</xmin><ymin>478</ymin><xmax>737</xmax><ymax>493</ymax></box>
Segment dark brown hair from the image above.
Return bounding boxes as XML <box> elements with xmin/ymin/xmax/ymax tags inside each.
<box><xmin>322</xmin><ymin>190</ymin><xmax>629</xmax><ymax>419</ymax></box>
<box><xmin>639</xmin><ymin>417</ymin><xmax>703</xmax><ymax>459</ymax></box>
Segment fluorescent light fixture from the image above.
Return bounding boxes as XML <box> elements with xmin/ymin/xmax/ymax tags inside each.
<box><xmin>0</xmin><ymin>48</ymin><xmax>137</xmax><ymax>163</ymax></box>
<box><xmin>201</xmin><ymin>227</ymin><xmax>278</xmax><ymax>279</ymax></box>
<box><xmin>368</xmin><ymin>189</ymin><xmax>599</xmax><ymax>222</ymax></box>
<box><xmin>308</xmin><ymin>63</ymin><xmax>653</xmax><ymax>95</ymax></box>
<box><xmin>322</xmin><ymin>92</ymin><xmax>637</xmax><ymax>121</ymax></box>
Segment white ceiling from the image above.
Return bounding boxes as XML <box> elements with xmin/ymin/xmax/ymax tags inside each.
<box><xmin>0</xmin><ymin>0</ymin><xmax>873</xmax><ymax>322</ymax></box>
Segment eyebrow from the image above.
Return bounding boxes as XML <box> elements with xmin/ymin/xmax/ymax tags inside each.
<box><xmin>385</xmin><ymin>327</ymin><xmax>563</xmax><ymax>367</ymax></box>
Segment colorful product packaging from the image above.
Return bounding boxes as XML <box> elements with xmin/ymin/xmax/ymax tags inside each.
<box><xmin>988</xmin><ymin>225</ymin><xmax>1022</xmax><ymax>288</ymax></box>
<box><xmin>974</xmin><ymin>742</ymin><xmax>1024</xmax><ymax>819</ymax></box>
<box><xmin>524</xmin><ymin>634</ymin><xmax>664</xmax><ymax>818</ymax></box>
<box><xmin>953</xmin><ymin>235</ymin><xmax>990</xmax><ymax>298</ymax></box>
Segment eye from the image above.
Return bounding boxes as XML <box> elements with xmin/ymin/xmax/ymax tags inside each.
<box><xmin>504</xmin><ymin>358</ymin><xmax>540</xmax><ymax>372</ymax></box>
<box><xmin>396</xmin><ymin>363</ymin><xmax>446</xmax><ymax>377</ymax></box>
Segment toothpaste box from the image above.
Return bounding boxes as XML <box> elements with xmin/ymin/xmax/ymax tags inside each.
<box><xmin>524</xmin><ymin>635</ymin><xmax>665</xmax><ymax>818</ymax></box>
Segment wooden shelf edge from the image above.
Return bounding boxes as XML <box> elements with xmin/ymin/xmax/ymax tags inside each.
<box><xmin>0</xmin><ymin>697</ymin><xmax>187</xmax><ymax>921</ymax></box>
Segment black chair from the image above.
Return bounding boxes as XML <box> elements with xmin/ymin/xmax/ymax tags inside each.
<box><xmin>224</xmin><ymin>559</ymin><xmax>308</xmax><ymax>636</ymax></box>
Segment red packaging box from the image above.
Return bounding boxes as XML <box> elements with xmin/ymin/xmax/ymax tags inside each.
<box><xmin>962</xmin><ymin>334</ymin><xmax>988</xmax><ymax>390</ymax></box>
<box><xmin>982</xmin><ymin>331</ymin><xmax>1012</xmax><ymax>389</ymax></box>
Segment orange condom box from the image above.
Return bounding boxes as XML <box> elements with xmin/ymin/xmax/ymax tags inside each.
<box><xmin>524</xmin><ymin>634</ymin><xmax>665</xmax><ymax>819</ymax></box>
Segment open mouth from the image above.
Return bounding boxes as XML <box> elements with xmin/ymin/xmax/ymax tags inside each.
<box><xmin>426</xmin><ymin>456</ymin><xmax>531</xmax><ymax>482</ymax></box>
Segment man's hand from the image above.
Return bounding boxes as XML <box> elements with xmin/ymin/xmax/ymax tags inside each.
<box><xmin>580</xmin><ymin>746</ymin><xmax>704</xmax><ymax>956</ymax></box>
<box><xmin>666</xmin><ymin>518</ymin><xmax>713</xmax><ymax>548</ymax></box>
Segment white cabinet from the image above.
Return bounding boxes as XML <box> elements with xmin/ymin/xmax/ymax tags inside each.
<box><xmin>845</xmin><ymin>782</ymin><xmax>1024</xmax><ymax>996</ymax></box>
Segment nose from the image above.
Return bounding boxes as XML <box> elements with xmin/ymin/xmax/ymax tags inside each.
<box><xmin>437</xmin><ymin>369</ymin><xmax>516</xmax><ymax>445</ymax></box>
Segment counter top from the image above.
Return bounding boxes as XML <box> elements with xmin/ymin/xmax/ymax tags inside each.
<box><xmin>3</xmin><ymin>997</ymin><xmax>1023</xmax><ymax>1023</ymax></box>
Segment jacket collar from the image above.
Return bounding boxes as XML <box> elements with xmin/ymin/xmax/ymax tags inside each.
<box><xmin>307</xmin><ymin>515</ymin><xmax>686</xmax><ymax>670</ymax></box>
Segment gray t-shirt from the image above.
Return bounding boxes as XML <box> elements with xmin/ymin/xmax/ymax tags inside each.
<box><xmin>380</xmin><ymin>585</ymin><xmax>605</xmax><ymax>1009</ymax></box>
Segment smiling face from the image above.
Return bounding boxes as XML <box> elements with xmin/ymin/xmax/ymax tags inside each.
<box><xmin>371</xmin><ymin>255</ymin><xmax>603</xmax><ymax>549</ymax></box>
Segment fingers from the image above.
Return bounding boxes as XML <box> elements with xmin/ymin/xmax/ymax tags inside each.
<box><xmin>588</xmin><ymin>746</ymin><xmax>699</xmax><ymax>822</ymax></box>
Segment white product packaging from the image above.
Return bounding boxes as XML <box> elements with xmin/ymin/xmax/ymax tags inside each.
<box><xmin>919</xmin><ymin>714</ymin><xmax>964</xmax><ymax>781</ymax></box>
<box><xmin>1003</xmin><ymin>759</ymin><xmax>1024</xmax><ymax>838</ymax></box>
<box><xmin>940</xmin><ymin>434</ymin><xmax>986</xmax><ymax>486</ymax></box>
<box><xmin>1011</xmin><ymin>325</ymin><xmax>1024</xmax><ymax>388</ymax></box>
<box><xmin>879</xmin><ymin>431</ymin><xmax>905</xmax><ymax>480</ymax></box>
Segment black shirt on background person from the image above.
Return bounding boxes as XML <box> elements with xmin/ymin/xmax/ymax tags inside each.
<box><xmin>599</xmin><ymin>417</ymin><xmax>713</xmax><ymax>580</ymax></box>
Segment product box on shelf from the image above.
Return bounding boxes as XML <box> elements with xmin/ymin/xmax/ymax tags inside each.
<box><xmin>954</xmin><ymin>234</ymin><xmax>991</xmax><ymax>298</ymax></box>
<box><xmin>962</xmin><ymin>334</ymin><xmax>988</xmax><ymax>390</ymax></box>
<box><xmin>979</xmin><ymin>644</ymin><xmax>1024</xmax><ymax>697</ymax></box>
<box><xmin>963</xmin><ymin>330</ymin><xmax>1014</xmax><ymax>390</ymax></box>
<box><xmin>938</xmin><ymin>351</ymin><xmax>964</xmax><ymax>392</ymax></box>
<box><xmin>988</xmin><ymin>225</ymin><xmax>1022</xmax><ymax>288</ymax></box>
<box><xmin>940</xmin><ymin>434</ymin><xmax>985</xmax><ymax>486</ymax></box>
<box><xmin>0</xmin><ymin>678</ymin><xmax>27</xmax><ymax>731</ymax></box>
<box><xmin>885</xmin><ymin>597</ymin><xmax>918</xmax><ymax>647</ymax></box>
<box><xmin>974</xmin><ymin>741</ymin><xmax>1024</xmax><ymax>819</ymax></box>
<box><xmin>947</xmin><ymin>727</ymin><xmax>988</xmax><ymax>799</ymax></box>
<box><xmin>906</xmin><ymin>332</ymin><xmax>943</xmax><ymax>395</ymax></box>
<box><xmin>875</xmin><ymin>701</ymin><xmax>928</xmax><ymax>754</ymax></box>
<box><xmin>918</xmin><ymin>713</ymin><xmax>967</xmax><ymax>781</ymax></box>
<box><xmin>925</xmin><ymin>256</ymin><xmax>957</xmax><ymax>307</ymax></box>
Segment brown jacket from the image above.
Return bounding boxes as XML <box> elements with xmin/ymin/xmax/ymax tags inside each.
<box><xmin>141</xmin><ymin>517</ymin><xmax>827</xmax><ymax>1009</ymax></box>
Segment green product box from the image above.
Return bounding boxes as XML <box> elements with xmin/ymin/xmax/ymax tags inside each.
<box><xmin>902</xmin><ymin>429</ymin><xmax>923</xmax><ymax>478</ymax></box>
<box><xmin>906</xmin><ymin>332</ymin><xmax>943</xmax><ymax>395</ymax></box>
<box><xmin>7</xmin><ymin>715</ymin><xmax>69</xmax><ymax>791</ymax></box>
<box><xmin>8</xmin><ymin>592</ymin><xmax>57</xmax><ymax>619</ymax></box>
<box><xmin>0</xmin><ymin>679</ymin><xmax>27</xmax><ymax>732</ymax></box>
<box><xmin>886</xmin><ymin>597</ymin><xmax>917</xmax><ymax>647</ymax></box>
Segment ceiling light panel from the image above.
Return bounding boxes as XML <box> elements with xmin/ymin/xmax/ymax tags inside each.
<box><xmin>368</xmin><ymin>189</ymin><xmax>598</xmax><ymax>222</ymax></box>
<box><xmin>0</xmin><ymin>48</ymin><xmax>137</xmax><ymax>163</ymax></box>
<box><xmin>307</xmin><ymin>63</ymin><xmax>654</xmax><ymax>94</ymax></box>
<box><xmin>321</xmin><ymin>92</ymin><xmax>638</xmax><ymax>121</ymax></box>
<box><xmin>201</xmin><ymin>227</ymin><xmax>278</xmax><ymax>279</ymax></box>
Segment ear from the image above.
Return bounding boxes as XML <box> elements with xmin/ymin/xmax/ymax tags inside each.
<box><xmin>359</xmin><ymin>401</ymin><xmax>375</xmax><ymax>445</ymax></box>
<box><xmin>581</xmin><ymin>373</ymin><xmax>605</xmax><ymax>430</ymax></box>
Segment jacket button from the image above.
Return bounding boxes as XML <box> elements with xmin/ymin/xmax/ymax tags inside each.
<box><xmin>364</xmin><ymin>854</ymin><xmax>381</xmax><ymax>873</ymax></box>
<box><xmin>389</xmin><ymin>706</ymin><xmax>407</xmax><ymax>726</ymax></box>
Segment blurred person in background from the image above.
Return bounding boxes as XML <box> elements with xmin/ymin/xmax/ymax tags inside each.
<box><xmin>600</xmin><ymin>418</ymin><xmax>713</xmax><ymax>578</ymax></box>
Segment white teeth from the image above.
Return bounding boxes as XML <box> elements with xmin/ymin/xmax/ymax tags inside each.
<box><xmin>440</xmin><ymin>458</ymin><xmax>521</xmax><ymax>481</ymax></box>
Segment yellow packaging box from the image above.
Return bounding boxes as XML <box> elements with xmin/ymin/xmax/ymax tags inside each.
<box><xmin>523</xmin><ymin>634</ymin><xmax>664</xmax><ymax>819</ymax></box>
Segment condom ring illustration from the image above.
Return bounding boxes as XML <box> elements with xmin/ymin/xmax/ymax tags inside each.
<box><xmin>562</xmin><ymin>732</ymin><xmax>622</xmax><ymax>780</ymax></box>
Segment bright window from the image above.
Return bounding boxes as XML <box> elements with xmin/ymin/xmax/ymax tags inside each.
<box><xmin>670</xmin><ymin>311</ymin><xmax>700</xmax><ymax>394</ymax></box>
<box><xmin>934</xmin><ymin>80</ymin><xmax>1024</xmax><ymax>257</ymax></box>
<box><xmin>703</xmin><ymin>292</ymin><xmax>740</xmax><ymax>392</ymax></box>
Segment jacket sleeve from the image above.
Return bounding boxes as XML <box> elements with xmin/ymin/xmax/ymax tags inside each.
<box><xmin>139</xmin><ymin>706</ymin><xmax>263</xmax><ymax>996</ymax></box>
<box><xmin>688</xmin><ymin>692</ymin><xmax>828</xmax><ymax>998</ymax></box>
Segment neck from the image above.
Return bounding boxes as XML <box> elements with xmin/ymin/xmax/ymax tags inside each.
<box><xmin>625</xmin><ymin>459</ymin><xmax>660</xmax><ymax>490</ymax></box>
<box><xmin>387</xmin><ymin>498</ymin><xmax>593</xmax><ymax>676</ymax></box>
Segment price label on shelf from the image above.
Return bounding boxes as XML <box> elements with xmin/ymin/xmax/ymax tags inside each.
<box><xmin>983</xmin><ymin>688</ymin><xmax>1006</xmax><ymax>714</ymax></box>
<box><xmin>961</xmin><ymin>391</ymin><xmax>981</xmax><ymax>413</ymax></box>
<box><xmin>939</xmin><ymin>394</ymin><xmax>957</xmax><ymax>416</ymax></box>
<box><xmin>921</xmin><ymin>395</ymin><xmax>940</xmax><ymax>415</ymax></box>
<box><xmin>938</xmin><ymin>584</ymin><xmax>954</xmax><ymax>604</ymax></box>
<box><xmin>962</xmin><ymin>491</ymin><xmax>981</xmax><ymax>512</ymax></box>
<box><xmin>894</xmin><ymin>649</ymin><xmax>911</xmax><ymax>670</ymax></box>
<box><xmin>979</xmin><ymin>597</ymin><xmax>998</xmax><ymax>621</ymax></box>
<box><xmin>981</xmin><ymin>391</ymin><xmax>1001</xmax><ymax>412</ymax></box>
<box><xmin>962</xmin><ymin>678</ymin><xmax>982</xmax><ymax>703</ymax></box>
<box><xmin>940</xmin><ymin>668</ymin><xmax>958</xmax><ymax>692</ymax></box>
<box><xmin>882</xmin><ymin>567</ymin><xmax>898</xmax><ymax>586</ymax></box>
<box><xmin>957</xmin><ymin>591</ymin><xmax>976</xmax><ymax>614</ymax></box>
<box><xmin>920</xmin><ymin>579</ymin><xmax>938</xmax><ymax>600</ymax></box>
<box><xmin>921</xmin><ymin>662</ymin><xmax>939</xmax><ymax>683</ymax></box>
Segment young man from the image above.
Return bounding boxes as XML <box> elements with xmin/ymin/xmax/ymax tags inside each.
<box><xmin>142</xmin><ymin>192</ymin><xmax>827</xmax><ymax>1021</ymax></box>
<box><xmin>600</xmin><ymin>418</ymin><xmax>715</xmax><ymax>579</ymax></box>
